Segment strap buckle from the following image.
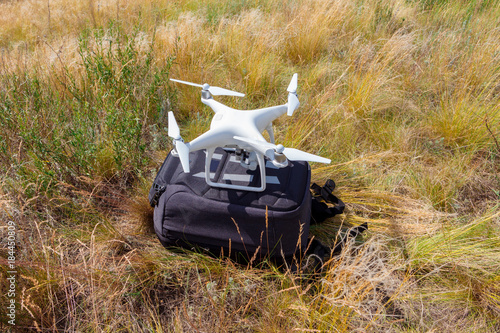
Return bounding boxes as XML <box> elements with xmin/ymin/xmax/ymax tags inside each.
<box><xmin>150</xmin><ymin>183</ymin><xmax>166</xmax><ymax>207</ymax></box>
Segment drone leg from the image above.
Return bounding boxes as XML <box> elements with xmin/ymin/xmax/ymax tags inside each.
<box><xmin>266</xmin><ymin>124</ymin><xmax>275</xmax><ymax>144</ymax></box>
<box><xmin>256</xmin><ymin>151</ymin><xmax>267</xmax><ymax>191</ymax></box>
<box><xmin>204</xmin><ymin>147</ymin><xmax>267</xmax><ymax>192</ymax></box>
<box><xmin>205</xmin><ymin>147</ymin><xmax>216</xmax><ymax>183</ymax></box>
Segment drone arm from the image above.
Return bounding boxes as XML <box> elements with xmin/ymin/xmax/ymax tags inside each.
<box><xmin>187</xmin><ymin>129</ymin><xmax>226</xmax><ymax>152</ymax></box>
<box><xmin>253</xmin><ymin>104</ymin><xmax>288</xmax><ymax>133</ymax></box>
<box><xmin>201</xmin><ymin>97</ymin><xmax>236</xmax><ymax>114</ymax></box>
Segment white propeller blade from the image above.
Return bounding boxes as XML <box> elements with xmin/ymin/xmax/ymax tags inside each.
<box><xmin>209</xmin><ymin>86</ymin><xmax>245</xmax><ymax>97</ymax></box>
<box><xmin>287</xmin><ymin>73</ymin><xmax>298</xmax><ymax>93</ymax></box>
<box><xmin>169</xmin><ymin>78</ymin><xmax>203</xmax><ymax>88</ymax></box>
<box><xmin>168</xmin><ymin>111</ymin><xmax>190</xmax><ymax>173</ymax></box>
<box><xmin>282</xmin><ymin>148</ymin><xmax>331</xmax><ymax>164</ymax></box>
<box><xmin>175</xmin><ymin>141</ymin><xmax>191</xmax><ymax>173</ymax></box>
<box><xmin>170</xmin><ymin>78</ymin><xmax>245</xmax><ymax>97</ymax></box>
<box><xmin>286</xmin><ymin>73</ymin><xmax>300</xmax><ymax>116</ymax></box>
<box><xmin>233</xmin><ymin>136</ymin><xmax>330</xmax><ymax>164</ymax></box>
<box><xmin>168</xmin><ymin>111</ymin><xmax>181</xmax><ymax>140</ymax></box>
<box><xmin>287</xmin><ymin>93</ymin><xmax>300</xmax><ymax>116</ymax></box>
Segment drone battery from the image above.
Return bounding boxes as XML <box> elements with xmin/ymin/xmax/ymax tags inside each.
<box><xmin>149</xmin><ymin>148</ymin><xmax>311</xmax><ymax>263</ymax></box>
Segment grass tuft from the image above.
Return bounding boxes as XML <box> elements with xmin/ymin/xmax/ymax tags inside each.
<box><xmin>1</xmin><ymin>0</ymin><xmax>500</xmax><ymax>331</ymax></box>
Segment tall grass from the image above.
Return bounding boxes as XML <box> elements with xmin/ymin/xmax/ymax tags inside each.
<box><xmin>1</xmin><ymin>0</ymin><xmax>500</xmax><ymax>331</ymax></box>
<box><xmin>1</xmin><ymin>20</ymin><xmax>174</xmax><ymax>222</ymax></box>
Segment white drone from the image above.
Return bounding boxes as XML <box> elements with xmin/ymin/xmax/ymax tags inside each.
<box><xmin>168</xmin><ymin>73</ymin><xmax>331</xmax><ymax>192</ymax></box>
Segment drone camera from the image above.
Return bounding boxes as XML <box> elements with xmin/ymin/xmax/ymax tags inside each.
<box><xmin>236</xmin><ymin>150</ymin><xmax>258</xmax><ymax>171</ymax></box>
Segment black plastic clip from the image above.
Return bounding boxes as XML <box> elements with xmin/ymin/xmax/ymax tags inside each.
<box><xmin>150</xmin><ymin>183</ymin><xmax>166</xmax><ymax>207</ymax></box>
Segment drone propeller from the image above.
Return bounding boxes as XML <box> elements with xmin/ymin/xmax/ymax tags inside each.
<box><xmin>233</xmin><ymin>136</ymin><xmax>331</xmax><ymax>164</ymax></box>
<box><xmin>286</xmin><ymin>73</ymin><xmax>300</xmax><ymax>116</ymax></box>
<box><xmin>287</xmin><ymin>73</ymin><xmax>298</xmax><ymax>93</ymax></box>
<box><xmin>168</xmin><ymin>111</ymin><xmax>181</xmax><ymax>140</ymax></box>
<box><xmin>280</xmin><ymin>147</ymin><xmax>330</xmax><ymax>163</ymax></box>
<box><xmin>170</xmin><ymin>78</ymin><xmax>245</xmax><ymax>97</ymax></box>
<box><xmin>287</xmin><ymin>93</ymin><xmax>299</xmax><ymax>116</ymax></box>
<box><xmin>168</xmin><ymin>111</ymin><xmax>191</xmax><ymax>173</ymax></box>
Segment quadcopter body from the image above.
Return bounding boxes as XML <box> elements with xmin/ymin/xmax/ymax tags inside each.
<box><xmin>168</xmin><ymin>74</ymin><xmax>330</xmax><ymax>192</ymax></box>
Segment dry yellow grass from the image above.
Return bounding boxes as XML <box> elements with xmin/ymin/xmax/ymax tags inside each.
<box><xmin>1</xmin><ymin>0</ymin><xmax>500</xmax><ymax>331</ymax></box>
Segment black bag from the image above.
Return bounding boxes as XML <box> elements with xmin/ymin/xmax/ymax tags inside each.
<box><xmin>149</xmin><ymin>148</ymin><xmax>312</xmax><ymax>263</ymax></box>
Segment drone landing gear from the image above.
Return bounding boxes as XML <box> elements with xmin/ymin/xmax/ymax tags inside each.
<box><xmin>204</xmin><ymin>147</ymin><xmax>267</xmax><ymax>192</ymax></box>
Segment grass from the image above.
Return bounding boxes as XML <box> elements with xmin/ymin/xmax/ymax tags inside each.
<box><xmin>1</xmin><ymin>0</ymin><xmax>500</xmax><ymax>331</ymax></box>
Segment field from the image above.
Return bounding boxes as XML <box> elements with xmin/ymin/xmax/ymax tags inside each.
<box><xmin>1</xmin><ymin>0</ymin><xmax>499</xmax><ymax>331</ymax></box>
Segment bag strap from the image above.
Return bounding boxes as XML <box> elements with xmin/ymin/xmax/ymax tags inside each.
<box><xmin>303</xmin><ymin>222</ymin><xmax>368</xmax><ymax>274</ymax></box>
<box><xmin>305</xmin><ymin>179</ymin><xmax>367</xmax><ymax>274</ymax></box>
<box><xmin>310</xmin><ymin>179</ymin><xmax>346</xmax><ymax>224</ymax></box>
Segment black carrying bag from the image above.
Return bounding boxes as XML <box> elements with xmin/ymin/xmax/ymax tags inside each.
<box><xmin>149</xmin><ymin>148</ymin><xmax>363</xmax><ymax>266</ymax></box>
<box><xmin>149</xmin><ymin>148</ymin><xmax>312</xmax><ymax>262</ymax></box>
